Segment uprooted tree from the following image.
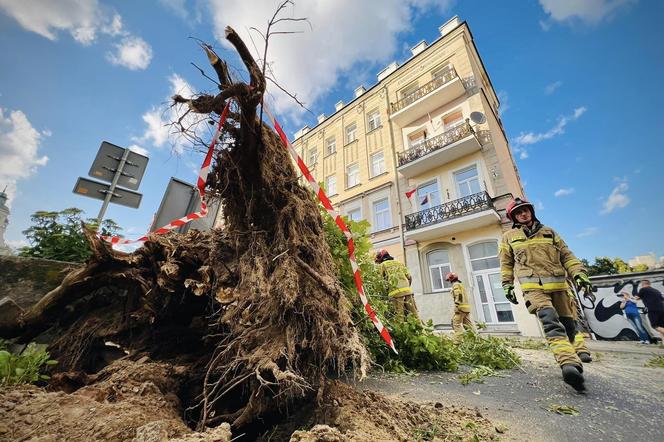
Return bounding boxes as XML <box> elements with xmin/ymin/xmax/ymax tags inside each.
<box><xmin>1</xmin><ymin>23</ymin><xmax>370</xmax><ymax>432</ymax></box>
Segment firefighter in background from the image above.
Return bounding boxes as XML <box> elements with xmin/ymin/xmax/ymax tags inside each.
<box><xmin>499</xmin><ymin>197</ymin><xmax>594</xmax><ymax>392</ymax></box>
<box><xmin>565</xmin><ymin>283</ymin><xmax>593</xmax><ymax>363</ymax></box>
<box><xmin>375</xmin><ymin>249</ymin><xmax>419</xmax><ymax>319</ymax></box>
<box><xmin>446</xmin><ymin>272</ymin><xmax>476</xmax><ymax>334</ymax></box>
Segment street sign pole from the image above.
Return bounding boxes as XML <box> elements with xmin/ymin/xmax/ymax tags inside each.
<box><xmin>97</xmin><ymin>147</ymin><xmax>131</xmax><ymax>224</ymax></box>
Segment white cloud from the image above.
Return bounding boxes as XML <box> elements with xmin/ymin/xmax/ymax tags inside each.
<box><xmin>128</xmin><ymin>144</ymin><xmax>149</xmax><ymax>157</ymax></box>
<box><xmin>544</xmin><ymin>80</ymin><xmax>563</xmax><ymax>95</ymax></box>
<box><xmin>0</xmin><ymin>0</ymin><xmax>153</xmax><ymax>69</ymax></box>
<box><xmin>577</xmin><ymin>227</ymin><xmax>598</xmax><ymax>238</ymax></box>
<box><xmin>0</xmin><ymin>106</ymin><xmax>49</xmax><ymax>205</ymax></box>
<box><xmin>107</xmin><ymin>36</ymin><xmax>153</xmax><ymax>70</ymax></box>
<box><xmin>512</xmin><ymin>106</ymin><xmax>587</xmax><ymax>159</ymax></box>
<box><xmin>600</xmin><ymin>180</ymin><xmax>630</xmax><ymax>214</ymax></box>
<box><xmin>134</xmin><ymin>74</ymin><xmax>208</xmax><ymax>153</ymax></box>
<box><xmin>554</xmin><ymin>187</ymin><xmax>575</xmax><ymax>197</ymax></box>
<box><xmin>539</xmin><ymin>0</ymin><xmax>635</xmax><ymax>25</ymax></box>
<box><xmin>208</xmin><ymin>0</ymin><xmax>454</xmax><ymax>118</ymax></box>
<box><xmin>535</xmin><ymin>200</ymin><xmax>544</xmax><ymax>211</ymax></box>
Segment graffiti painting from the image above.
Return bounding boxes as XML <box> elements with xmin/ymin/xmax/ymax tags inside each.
<box><xmin>582</xmin><ymin>273</ymin><xmax>664</xmax><ymax>341</ymax></box>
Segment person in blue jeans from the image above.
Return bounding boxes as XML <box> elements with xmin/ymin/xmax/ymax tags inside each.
<box><xmin>620</xmin><ymin>292</ymin><xmax>650</xmax><ymax>343</ymax></box>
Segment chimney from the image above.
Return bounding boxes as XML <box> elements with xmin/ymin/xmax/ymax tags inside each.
<box><xmin>410</xmin><ymin>40</ymin><xmax>427</xmax><ymax>57</ymax></box>
<box><xmin>377</xmin><ymin>61</ymin><xmax>398</xmax><ymax>82</ymax></box>
<box><xmin>335</xmin><ymin>101</ymin><xmax>344</xmax><ymax>112</ymax></box>
<box><xmin>317</xmin><ymin>114</ymin><xmax>326</xmax><ymax>124</ymax></box>
<box><xmin>354</xmin><ymin>86</ymin><xmax>366</xmax><ymax>98</ymax></box>
<box><xmin>294</xmin><ymin>125</ymin><xmax>310</xmax><ymax>139</ymax></box>
<box><xmin>438</xmin><ymin>16</ymin><xmax>460</xmax><ymax>37</ymax></box>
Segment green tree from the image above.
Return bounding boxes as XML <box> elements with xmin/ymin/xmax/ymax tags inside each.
<box><xmin>583</xmin><ymin>256</ymin><xmax>650</xmax><ymax>276</ymax></box>
<box><xmin>19</xmin><ymin>208</ymin><xmax>121</xmax><ymax>262</ymax></box>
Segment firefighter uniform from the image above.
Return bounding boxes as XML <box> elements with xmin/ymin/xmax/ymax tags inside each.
<box><xmin>500</xmin><ymin>223</ymin><xmax>586</xmax><ymax>368</ymax></box>
<box><xmin>451</xmin><ymin>281</ymin><xmax>475</xmax><ymax>333</ymax></box>
<box><xmin>379</xmin><ymin>259</ymin><xmax>419</xmax><ymax>319</ymax></box>
<box><xmin>564</xmin><ymin>287</ymin><xmax>591</xmax><ymax>360</ymax></box>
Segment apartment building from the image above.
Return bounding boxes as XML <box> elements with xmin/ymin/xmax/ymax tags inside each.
<box><xmin>292</xmin><ymin>17</ymin><xmax>542</xmax><ymax>337</ymax></box>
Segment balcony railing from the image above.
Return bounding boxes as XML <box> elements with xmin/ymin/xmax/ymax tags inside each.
<box><xmin>397</xmin><ymin>121</ymin><xmax>475</xmax><ymax>167</ymax></box>
<box><xmin>390</xmin><ymin>67</ymin><xmax>459</xmax><ymax>114</ymax></box>
<box><xmin>405</xmin><ymin>191</ymin><xmax>494</xmax><ymax>231</ymax></box>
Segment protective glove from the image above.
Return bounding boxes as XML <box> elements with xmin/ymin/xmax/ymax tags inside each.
<box><xmin>504</xmin><ymin>285</ymin><xmax>518</xmax><ymax>305</ymax></box>
<box><xmin>574</xmin><ymin>273</ymin><xmax>595</xmax><ymax>302</ymax></box>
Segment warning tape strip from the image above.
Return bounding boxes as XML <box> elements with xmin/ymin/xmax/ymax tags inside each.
<box><xmin>262</xmin><ymin>104</ymin><xmax>397</xmax><ymax>354</ymax></box>
<box><xmin>99</xmin><ymin>101</ymin><xmax>231</xmax><ymax>245</ymax></box>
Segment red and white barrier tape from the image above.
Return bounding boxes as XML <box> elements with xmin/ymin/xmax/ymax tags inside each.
<box><xmin>99</xmin><ymin>101</ymin><xmax>231</xmax><ymax>245</ymax></box>
<box><xmin>262</xmin><ymin>104</ymin><xmax>397</xmax><ymax>354</ymax></box>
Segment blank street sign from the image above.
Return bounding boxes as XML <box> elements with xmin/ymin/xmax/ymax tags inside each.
<box><xmin>151</xmin><ymin>177</ymin><xmax>221</xmax><ymax>233</ymax></box>
<box><xmin>73</xmin><ymin>177</ymin><xmax>142</xmax><ymax>209</ymax></box>
<box><xmin>88</xmin><ymin>141</ymin><xmax>149</xmax><ymax>191</ymax></box>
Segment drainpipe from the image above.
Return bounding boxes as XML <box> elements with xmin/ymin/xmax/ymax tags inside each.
<box><xmin>384</xmin><ymin>86</ymin><xmax>407</xmax><ymax>263</ymax></box>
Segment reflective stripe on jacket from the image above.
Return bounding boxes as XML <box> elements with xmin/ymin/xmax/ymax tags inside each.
<box><xmin>379</xmin><ymin>260</ymin><xmax>413</xmax><ymax>298</ymax></box>
<box><xmin>452</xmin><ymin>281</ymin><xmax>471</xmax><ymax>313</ymax></box>
<box><xmin>499</xmin><ymin>224</ymin><xmax>585</xmax><ymax>293</ymax></box>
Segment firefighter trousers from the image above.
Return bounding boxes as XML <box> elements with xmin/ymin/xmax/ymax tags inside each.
<box><xmin>524</xmin><ymin>289</ymin><xmax>582</xmax><ymax>367</ymax></box>
<box><xmin>391</xmin><ymin>294</ymin><xmax>419</xmax><ymax>319</ymax></box>
<box><xmin>452</xmin><ymin>310</ymin><xmax>475</xmax><ymax>334</ymax></box>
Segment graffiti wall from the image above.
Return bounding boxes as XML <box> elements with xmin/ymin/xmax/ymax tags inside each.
<box><xmin>581</xmin><ymin>270</ymin><xmax>664</xmax><ymax>341</ymax></box>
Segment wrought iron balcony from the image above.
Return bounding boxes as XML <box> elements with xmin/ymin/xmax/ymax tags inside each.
<box><xmin>397</xmin><ymin>121</ymin><xmax>475</xmax><ymax>167</ymax></box>
<box><xmin>390</xmin><ymin>67</ymin><xmax>459</xmax><ymax>114</ymax></box>
<box><xmin>405</xmin><ymin>191</ymin><xmax>495</xmax><ymax>232</ymax></box>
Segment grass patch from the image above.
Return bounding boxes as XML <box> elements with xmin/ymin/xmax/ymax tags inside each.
<box><xmin>645</xmin><ymin>355</ymin><xmax>664</xmax><ymax>368</ymax></box>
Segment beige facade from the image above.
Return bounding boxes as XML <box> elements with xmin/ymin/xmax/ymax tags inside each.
<box><xmin>292</xmin><ymin>17</ymin><xmax>541</xmax><ymax>337</ymax></box>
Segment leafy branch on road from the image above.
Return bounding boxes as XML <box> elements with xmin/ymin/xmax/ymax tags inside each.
<box><xmin>645</xmin><ymin>355</ymin><xmax>664</xmax><ymax>368</ymax></box>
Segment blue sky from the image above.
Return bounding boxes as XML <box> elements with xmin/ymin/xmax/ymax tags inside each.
<box><xmin>0</xmin><ymin>0</ymin><xmax>662</xmax><ymax>262</ymax></box>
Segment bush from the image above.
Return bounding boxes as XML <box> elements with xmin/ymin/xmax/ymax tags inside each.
<box><xmin>0</xmin><ymin>340</ymin><xmax>57</xmax><ymax>386</ymax></box>
<box><xmin>457</xmin><ymin>331</ymin><xmax>521</xmax><ymax>369</ymax></box>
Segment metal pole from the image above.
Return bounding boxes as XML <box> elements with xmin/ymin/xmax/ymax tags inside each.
<box><xmin>97</xmin><ymin>148</ymin><xmax>130</xmax><ymax>226</ymax></box>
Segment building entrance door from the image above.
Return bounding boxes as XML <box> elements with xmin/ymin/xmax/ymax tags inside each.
<box><xmin>474</xmin><ymin>271</ymin><xmax>515</xmax><ymax>324</ymax></box>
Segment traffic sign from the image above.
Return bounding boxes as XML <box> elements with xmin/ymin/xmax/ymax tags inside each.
<box><xmin>88</xmin><ymin>141</ymin><xmax>149</xmax><ymax>191</ymax></box>
<box><xmin>73</xmin><ymin>177</ymin><xmax>143</xmax><ymax>209</ymax></box>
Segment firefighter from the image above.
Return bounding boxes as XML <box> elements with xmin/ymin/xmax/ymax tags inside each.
<box><xmin>375</xmin><ymin>249</ymin><xmax>419</xmax><ymax>319</ymax></box>
<box><xmin>499</xmin><ymin>197</ymin><xmax>593</xmax><ymax>392</ymax></box>
<box><xmin>564</xmin><ymin>284</ymin><xmax>593</xmax><ymax>363</ymax></box>
<box><xmin>446</xmin><ymin>272</ymin><xmax>476</xmax><ymax>334</ymax></box>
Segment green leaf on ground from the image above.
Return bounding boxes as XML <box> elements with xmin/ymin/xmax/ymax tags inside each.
<box><xmin>548</xmin><ymin>404</ymin><xmax>580</xmax><ymax>416</ymax></box>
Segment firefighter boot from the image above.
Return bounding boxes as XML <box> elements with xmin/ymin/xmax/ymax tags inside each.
<box><xmin>560</xmin><ymin>316</ymin><xmax>592</xmax><ymax>363</ymax></box>
<box><xmin>561</xmin><ymin>364</ymin><xmax>586</xmax><ymax>393</ymax></box>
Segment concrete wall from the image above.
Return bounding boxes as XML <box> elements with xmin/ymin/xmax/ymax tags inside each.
<box><xmin>586</xmin><ymin>270</ymin><xmax>664</xmax><ymax>341</ymax></box>
<box><xmin>0</xmin><ymin>256</ymin><xmax>80</xmax><ymax>309</ymax></box>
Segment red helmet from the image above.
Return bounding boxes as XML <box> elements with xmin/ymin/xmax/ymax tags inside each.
<box><xmin>506</xmin><ymin>197</ymin><xmax>534</xmax><ymax>222</ymax></box>
<box><xmin>375</xmin><ymin>249</ymin><xmax>389</xmax><ymax>263</ymax></box>
<box><xmin>445</xmin><ymin>272</ymin><xmax>458</xmax><ymax>282</ymax></box>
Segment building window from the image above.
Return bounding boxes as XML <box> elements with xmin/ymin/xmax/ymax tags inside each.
<box><xmin>432</xmin><ymin>64</ymin><xmax>453</xmax><ymax>82</ymax></box>
<box><xmin>367</xmin><ymin>109</ymin><xmax>381</xmax><ymax>131</ymax></box>
<box><xmin>345</xmin><ymin>123</ymin><xmax>357</xmax><ymax>144</ymax></box>
<box><xmin>347</xmin><ymin>207</ymin><xmax>362</xmax><ymax>222</ymax></box>
<box><xmin>370</xmin><ymin>151</ymin><xmax>385</xmax><ymax>177</ymax></box>
<box><xmin>427</xmin><ymin>249</ymin><xmax>452</xmax><ymax>291</ymax></box>
<box><xmin>372</xmin><ymin>198</ymin><xmax>390</xmax><ymax>231</ymax></box>
<box><xmin>346</xmin><ymin>163</ymin><xmax>360</xmax><ymax>187</ymax></box>
<box><xmin>454</xmin><ymin>165</ymin><xmax>481</xmax><ymax>198</ymax></box>
<box><xmin>442</xmin><ymin>110</ymin><xmax>464</xmax><ymax>130</ymax></box>
<box><xmin>326</xmin><ymin>136</ymin><xmax>336</xmax><ymax>155</ymax></box>
<box><xmin>326</xmin><ymin>175</ymin><xmax>337</xmax><ymax>196</ymax></box>
<box><xmin>417</xmin><ymin>180</ymin><xmax>441</xmax><ymax>210</ymax></box>
<box><xmin>408</xmin><ymin>129</ymin><xmax>427</xmax><ymax>148</ymax></box>
<box><xmin>308</xmin><ymin>147</ymin><xmax>318</xmax><ymax>166</ymax></box>
<box><xmin>468</xmin><ymin>241</ymin><xmax>500</xmax><ymax>271</ymax></box>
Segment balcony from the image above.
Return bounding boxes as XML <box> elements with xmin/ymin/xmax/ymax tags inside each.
<box><xmin>404</xmin><ymin>191</ymin><xmax>500</xmax><ymax>241</ymax></box>
<box><xmin>390</xmin><ymin>67</ymin><xmax>466</xmax><ymax>126</ymax></box>
<box><xmin>397</xmin><ymin>121</ymin><xmax>481</xmax><ymax>178</ymax></box>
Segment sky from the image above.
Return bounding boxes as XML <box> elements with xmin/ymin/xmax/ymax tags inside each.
<box><xmin>0</xmin><ymin>0</ymin><xmax>662</xmax><ymax>262</ymax></box>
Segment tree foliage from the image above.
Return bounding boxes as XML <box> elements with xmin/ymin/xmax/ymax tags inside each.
<box><xmin>582</xmin><ymin>256</ymin><xmax>650</xmax><ymax>276</ymax></box>
<box><xmin>19</xmin><ymin>208</ymin><xmax>121</xmax><ymax>262</ymax></box>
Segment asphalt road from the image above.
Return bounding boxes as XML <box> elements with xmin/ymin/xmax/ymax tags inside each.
<box><xmin>359</xmin><ymin>340</ymin><xmax>664</xmax><ymax>441</ymax></box>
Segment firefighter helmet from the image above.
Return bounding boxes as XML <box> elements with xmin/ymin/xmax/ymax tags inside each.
<box><xmin>375</xmin><ymin>249</ymin><xmax>389</xmax><ymax>264</ymax></box>
<box><xmin>445</xmin><ymin>272</ymin><xmax>458</xmax><ymax>282</ymax></box>
<box><xmin>506</xmin><ymin>197</ymin><xmax>534</xmax><ymax>222</ymax></box>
